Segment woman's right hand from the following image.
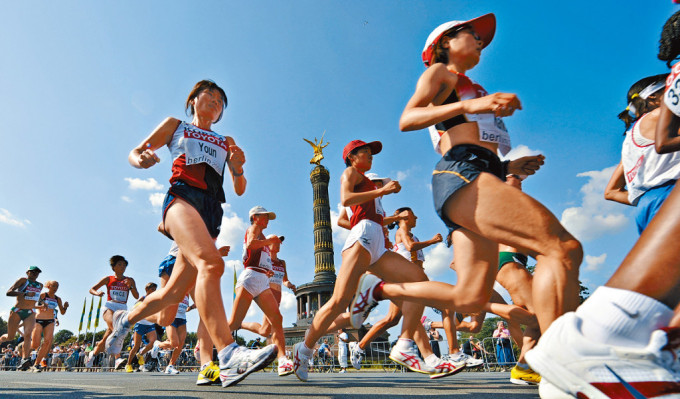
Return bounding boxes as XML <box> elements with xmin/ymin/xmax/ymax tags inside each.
<box><xmin>138</xmin><ymin>148</ymin><xmax>161</xmax><ymax>169</ymax></box>
<box><xmin>381</xmin><ymin>180</ymin><xmax>401</xmax><ymax>196</ymax></box>
<box><xmin>95</xmin><ymin>291</ymin><xmax>104</xmax><ymax>297</ymax></box>
<box><xmin>465</xmin><ymin>93</ymin><xmax>522</xmax><ymax>117</ymax></box>
<box><xmin>432</xmin><ymin>233</ymin><xmax>443</xmax><ymax>243</ymax></box>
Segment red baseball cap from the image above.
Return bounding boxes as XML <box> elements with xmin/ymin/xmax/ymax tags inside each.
<box><xmin>342</xmin><ymin>140</ymin><xmax>382</xmax><ymax>162</ymax></box>
<box><xmin>421</xmin><ymin>13</ymin><xmax>496</xmax><ymax>67</ymax></box>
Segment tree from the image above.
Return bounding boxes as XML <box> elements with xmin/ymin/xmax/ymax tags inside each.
<box><xmin>54</xmin><ymin>329</ymin><xmax>74</xmax><ymax>345</ymax></box>
<box><xmin>0</xmin><ymin>316</ymin><xmax>6</xmax><ymax>337</ymax></box>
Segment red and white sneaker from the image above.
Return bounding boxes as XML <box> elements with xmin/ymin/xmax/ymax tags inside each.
<box><xmin>388</xmin><ymin>344</ymin><xmax>435</xmax><ymax>374</ymax></box>
<box><xmin>350</xmin><ymin>274</ymin><xmax>382</xmax><ymax>328</ymax></box>
<box><xmin>278</xmin><ymin>357</ymin><xmax>294</xmax><ymax>377</ymax></box>
<box><xmin>292</xmin><ymin>342</ymin><xmax>310</xmax><ymax>382</ymax></box>
<box><xmin>526</xmin><ymin>312</ymin><xmax>680</xmax><ymax>399</ymax></box>
<box><xmin>430</xmin><ymin>357</ymin><xmax>466</xmax><ymax>380</ymax></box>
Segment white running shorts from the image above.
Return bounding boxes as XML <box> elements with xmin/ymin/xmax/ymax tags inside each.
<box><xmin>341</xmin><ymin>219</ymin><xmax>386</xmax><ymax>264</ymax></box>
<box><xmin>104</xmin><ymin>301</ymin><xmax>128</xmax><ymax>312</ymax></box>
<box><xmin>235</xmin><ymin>268</ymin><xmax>270</xmax><ymax>298</ymax></box>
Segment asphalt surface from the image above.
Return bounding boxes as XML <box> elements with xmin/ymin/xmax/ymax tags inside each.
<box><xmin>0</xmin><ymin>369</ymin><xmax>540</xmax><ymax>398</ymax></box>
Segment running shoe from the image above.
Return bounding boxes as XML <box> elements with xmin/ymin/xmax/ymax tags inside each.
<box><xmin>137</xmin><ymin>353</ymin><xmax>145</xmax><ymax>366</ymax></box>
<box><xmin>349</xmin><ymin>342</ymin><xmax>363</xmax><ymax>370</ymax></box>
<box><xmin>85</xmin><ymin>352</ymin><xmax>95</xmax><ymax>368</ymax></box>
<box><xmin>448</xmin><ymin>352</ymin><xmax>484</xmax><ymax>368</ymax></box>
<box><xmin>105</xmin><ymin>310</ymin><xmax>131</xmax><ymax>355</ymax></box>
<box><xmin>429</xmin><ymin>357</ymin><xmax>466</xmax><ymax>380</ymax></box>
<box><xmin>278</xmin><ymin>357</ymin><xmax>294</xmax><ymax>377</ymax></box>
<box><xmin>114</xmin><ymin>357</ymin><xmax>127</xmax><ymax>370</ymax></box>
<box><xmin>510</xmin><ymin>364</ymin><xmax>541</xmax><ymax>385</ymax></box>
<box><xmin>292</xmin><ymin>342</ymin><xmax>311</xmax><ymax>382</ymax></box>
<box><xmin>350</xmin><ymin>274</ymin><xmax>382</xmax><ymax>328</ymax></box>
<box><xmin>388</xmin><ymin>345</ymin><xmax>435</xmax><ymax>374</ymax></box>
<box><xmin>30</xmin><ymin>364</ymin><xmax>42</xmax><ymax>373</ymax></box>
<box><xmin>18</xmin><ymin>358</ymin><xmax>32</xmax><ymax>371</ymax></box>
<box><xmin>525</xmin><ymin>312</ymin><xmax>680</xmax><ymax>399</ymax></box>
<box><xmin>125</xmin><ymin>364</ymin><xmax>134</xmax><ymax>373</ymax></box>
<box><xmin>196</xmin><ymin>361</ymin><xmax>220</xmax><ymax>385</ymax></box>
<box><xmin>40</xmin><ymin>359</ymin><xmax>47</xmax><ymax>368</ymax></box>
<box><xmin>339</xmin><ymin>369</ymin><xmax>346</xmax><ymax>373</ymax></box>
<box><xmin>219</xmin><ymin>344</ymin><xmax>277</xmax><ymax>388</ymax></box>
<box><xmin>165</xmin><ymin>364</ymin><xmax>180</xmax><ymax>375</ymax></box>
<box><xmin>150</xmin><ymin>340</ymin><xmax>160</xmax><ymax>359</ymax></box>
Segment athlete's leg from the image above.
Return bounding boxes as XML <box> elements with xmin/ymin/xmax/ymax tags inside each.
<box><xmin>254</xmin><ymin>290</ymin><xmax>286</xmax><ymax>358</ymax></box>
<box><xmin>0</xmin><ymin>311</ymin><xmax>21</xmax><ymax>344</ymax></box>
<box><xmin>127</xmin><ymin>332</ymin><xmax>143</xmax><ymax>364</ymax></box>
<box><xmin>138</xmin><ymin>331</ymin><xmax>157</xmax><ymax>357</ymax></box>
<box><xmin>30</xmin><ymin>322</ymin><xmax>43</xmax><ymax>350</ymax></box>
<box><xmin>34</xmin><ymin>322</ymin><xmax>54</xmax><ymax>366</ymax></box>
<box><xmin>357</xmin><ymin>303</ymin><xmax>402</xmax><ymax>350</ymax></box>
<box><xmin>241</xmin><ymin>289</ymin><xmax>280</xmax><ymax>337</ymax></box>
<box><xmin>228</xmin><ymin>287</ymin><xmax>254</xmax><ymax>331</ymax></box>
<box><xmin>167</xmin><ymin>324</ymin><xmax>186</xmax><ymax>366</ymax></box>
<box><xmin>94</xmin><ymin>309</ymin><xmax>114</xmax><ymax>355</ymax></box>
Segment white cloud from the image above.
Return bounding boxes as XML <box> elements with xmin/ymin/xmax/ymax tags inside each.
<box><xmin>500</xmin><ymin>144</ymin><xmax>542</xmax><ymax>161</ymax></box>
<box><xmin>0</xmin><ymin>208</ymin><xmax>30</xmax><ymax>228</ymax></box>
<box><xmin>125</xmin><ymin>177</ymin><xmax>164</xmax><ymax>191</ymax></box>
<box><xmin>121</xmin><ymin>196</ymin><xmax>133</xmax><ymax>203</ymax></box>
<box><xmin>560</xmin><ymin>165</ymin><xmax>629</xmax><ymax>241</ymax></box>
<box><xmin>585</xmin><ymin>253</ymin><xmax>607</xmax><ymax>272</ymax></box>
<box><xmin>148</xmin><ymin>192</ymin><xmax>165</xmax><ymax>210</ymax></box>
<box><xmin>423</xmin><ymin>243</ymin><xmax>452</xmax><ymax>278</ymax></box>
<box><xmin>330</xmin><ymin>203</ymin><xmax>350</xmax><ymax>245</ymax></box>
<box><xmin>396</xmin><ymin>171</ymin><xmax>408</xmax><ymax>181</ymax></box>
<box><xmin>280</xmin><ymin>291</ymin><xmax>296</xmax><ymax>311</ymax></box>
<box><xmin>216</xmin><ymin>204</ymin><xmax>249</xmax><ymax>249</ymax></box>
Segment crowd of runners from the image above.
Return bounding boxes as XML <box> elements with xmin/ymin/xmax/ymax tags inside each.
<box><xmin>4</xmin><ymin>8</ymin><xmax>680</xmax><ymax>399</ymax></box>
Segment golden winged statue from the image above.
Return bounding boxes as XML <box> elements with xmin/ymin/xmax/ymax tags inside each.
<box><xmin>303</xmin><ymin>131</ymin><xmax>329</xmax><ymax>165</ymax></box>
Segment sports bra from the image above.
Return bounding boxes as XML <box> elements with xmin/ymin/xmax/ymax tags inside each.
<box><xmin>429</xmin><ymin>72</ymin><xmax>511</xmax><ymax>156</ymax></box>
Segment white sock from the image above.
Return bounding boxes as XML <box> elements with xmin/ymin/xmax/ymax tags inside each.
<box><xmin>394</xmin><ymin>338</ymin><xmax>414</xmax><ymax>351</ymax></box>
<box><xmin>425</xmin><ymin>354</ymin><xmax>440</xmax><ymax>367</ymax></box>
<box><xmin>200</xmin><ymin>361</ymin><xmax>211</xmax><ymax>371</ymax></box>
<box><xmin>300</xmin><ymin>343</ymin><xmax>313</xmax><ymax>357</ymax></box>
<box><xmin>576</xmin><ymin>286</ymin><xmax>673</xmax><ymax>348</ymax></box>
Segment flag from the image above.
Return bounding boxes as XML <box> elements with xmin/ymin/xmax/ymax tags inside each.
<box><xmin>78</xmin><ymin>298</ymin><xmax>86</xmax><ymax>332</ymax></box>
<box><xmin>86</xmin><ymin>296</ymin><xmax>94</xmax><ymax>330</ymax></box>
<box><xmin>93</xmin><ymin>295</ymin><xmax>102</xmax><ymax>329</ymax></box>
<box><xmin>233</xmin><ymin>264</ymin><xmax>237</xmax><ymax>302</ymax></box>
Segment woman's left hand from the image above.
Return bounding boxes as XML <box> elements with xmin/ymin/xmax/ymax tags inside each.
<box><xmin>508</xmin><ymin>155</ymin><xmax>545</xmax><ymax>176</ymax></box>
<box><xmin>229</xmin><ymin>144</ymin><xmax>246</xmax><ymax>173</ymax></box>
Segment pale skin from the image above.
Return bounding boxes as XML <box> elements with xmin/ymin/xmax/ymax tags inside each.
<box><xmin>240</xmin><ymin>240</ymin><xmax>296</xmax><ymax>338</ymax></box>
<box><xmin>89</xmin><ymin>261</ymin><xmax>139</xmax><ymax>356</ymax></box>
<box><xmin>126</xmin><ymin>285</ymin><xmax>158</xmax><ymax>367</ymax></box>
<box><xmin>228</xmin><ymin>216</ymin><xmax>286</xmax><ymax>359</ymax></box>
<box><xmin>32</xmin><ymin>282</ymin><xmax>69</xmax><ymax>367</ymax></box>
<box><xmin>126</xmin><ymin>87</ymin><xmax>246</xmax><ymax>353</ymax></box>
<box><xmin>383</xmin><ymin>26</ymin><xmax>582</xmax><ymax>333</ymax></box>
<box><xmin>0</xmin><ymin>270</ymin><xmax>43</xmax><ymax>359</ymax></box>
<box><xmin>303</xmin><ymin>146</ymin><xmax>434</xmax><ymax>361</ymax></box>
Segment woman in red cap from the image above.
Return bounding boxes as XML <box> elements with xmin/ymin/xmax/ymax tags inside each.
<box><xmin>350</xmin><ymin>14</ymin><xmax>582</xmax><ymax>345</ymax></box>
<box><xmin>292</xmin><ymin>140</ymin><xmax>466</xmax><ymax>382</ymax></box>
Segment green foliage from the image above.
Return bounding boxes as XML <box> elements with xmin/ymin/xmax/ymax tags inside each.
<box><xmin>53</xmin><ymin>329</ymin><xmax>74</xmax><ymax>345</ymax></box>
<box><xmin>233</xmin><ymin>333</ymin><xmax>245</xmax><ymax>346</ymax></box>
<box><xmin>0</xmin><ymin>316</ymin><xmax>6</xmax><ymax>336</ymax></box>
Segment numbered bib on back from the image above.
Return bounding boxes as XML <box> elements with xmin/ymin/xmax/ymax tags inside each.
<box><xmin>665</xmin><ymin>62</ymin><xmax>680</xmax><ymax>117</ymax></box>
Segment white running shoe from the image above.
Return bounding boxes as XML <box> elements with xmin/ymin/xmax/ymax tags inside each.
<box><xmin>429</xmin><ymin>357</ymin><xmax>466</xmax><ymax>380</ymax></box>
<box><xmin>165</xmin><ymin>364</ymin><xmax>180</xmax><ymax>375</ymax></box>
<box><xmin>526</xmin><ymin>312</ymin><xmax>680</xmax><ymax>399</ymax></box>
<box><xmin>114</xmin><ymin>357</ymin><xmax>127</xmax><ymax>370</ymax></box>
<box><xmin>219</xmin><ymin>344</ymin><xmax>277</xmax><ymax>388</ymax></box>
<box><xmin>449</xmin><ymin>352</ymin><xmax>484</xmax><ymax>368</ymax></box>
<box><xmin>150</xmin><ymin>340</ymin><xmax>161</xmax><ymax>359</ymax></box>
<box><xmin>292</xmin><ymin>342</ymin><xmax>311</xmax><ymax>382</ymax></box>
<box><xmin>388</xmin><ymin>345</ymin><xmax>435</xmax><ymax>374</ymax></box>
<box><xmin>278</xmin><ymin>357</ymin><xmax>294</xmax><ymax>377</ymax></box>
<box><xmin>349</xmin><ymin>342</ymin><xmax>363</xmax><ymax>370</ymax></box>
<box><xmin>105</xmin><ymin>310</ymin><xmax>130</xmax><ymax>355</ymax></box>
<box><xmin>85</xmin><ymin>352</ymin><xmax>95</xmax><ymax>368</ymax></box>
<box><xmin>350</xmin><ymin>274</ymin><xmax>382</xmax><ymax>328</ymax></box>
<box><xmin>339</xmin><ymin>369</ymin><xmax>346</xmax><ymax>373</ymax></box>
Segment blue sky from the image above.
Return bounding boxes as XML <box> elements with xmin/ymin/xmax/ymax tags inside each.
<box><xmin>1</xmin><ymin>1</ymin><xmax>677</xmax><ymax>342</ymax></box>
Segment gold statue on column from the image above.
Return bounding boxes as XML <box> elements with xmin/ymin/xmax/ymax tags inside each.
<box><xmin>303</xmin><ymin>131</ymin><xmax>329</xmax><ymax>165</ymax></box>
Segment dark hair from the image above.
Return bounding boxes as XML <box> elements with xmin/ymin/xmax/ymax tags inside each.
<box><xmin>617</xmin><ymin>74</ymin><xmax>667</xmax><ymax>132</ymax></box>
<box><xmin>345</xmin><ymin>146</ymin><xmax>367</xmax><ymax>167</ymax></box>
<box><xmin>431</xmin><ymin>26</ymin><xmax>468</xmax><ymax>66</ymax></box>
<box><xmin>185</xmin><ymin>80</ymin><xmax>228</xmax><ymax>123</ymax></box>
<box><xmin>388</xmin><ymin>207</ymin><xmax>413</xmax><ymax>230</ymax></box>
<box><xmin>659</xmin><ymin>10</ymin><xmax>680</xmax><ymax>68</ymax></box>
<box><xmin>145</xmin><ymin>282</ymin><xmax>157</xmax><ymax>291</ymax></box>
<box><xmin>109</xmin><ymin>255</ymin><xmax>128</xmax><ymax>268</ymax></box>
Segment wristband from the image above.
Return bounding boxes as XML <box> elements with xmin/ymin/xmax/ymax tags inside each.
<box><xmin>231</xmin><ymin>168</ymin><xmax>244</xmax><ymax>177</ymax></box>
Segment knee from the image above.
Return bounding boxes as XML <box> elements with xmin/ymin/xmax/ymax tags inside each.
<box><xmin>268</xmin><ymin>311</ymin><xmax>283</xmax><ymax>326</ymax></box>
<box><xmin>457</xmin><ymin>294</ymin><xmax>490</xmax><ymax>314</ymax></box>
<box><xmin>467</xmin><ymin>321</ymin><xmax>482</xmax><ymax>333</ymax></box>
<box><xmin>326</xmin><ymin>297</ymin><xmax>351</xmax><ymax>314</ymax></box>
<box><xmin>546</xmin><ymin>233</ymin><xmax>583</xmax><ymax>271</ymax></box>
<box><xmin>170</xmin><ymin>337</ymin><xmax>180</xmax><ymax>349</ymax></box>
<box><xmin>196</xmin><ymin>256</ymin><xmax>225</xmax><ymax>279</ymax></box>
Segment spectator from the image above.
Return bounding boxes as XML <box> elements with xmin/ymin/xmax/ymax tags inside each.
<box><xmin>493</xmin><ymin>321</ymin><xmax>514</xmax><ymax>370</ymax></box>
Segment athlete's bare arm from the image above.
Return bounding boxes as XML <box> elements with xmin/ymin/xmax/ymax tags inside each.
<box><xmin>129</xmin><ymin>117</ymin><xmax>180</xmax><ymax>169</ymax></box>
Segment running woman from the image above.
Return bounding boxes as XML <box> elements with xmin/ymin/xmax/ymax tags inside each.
<box><xmin>293</xmin><ymin>139</ymin><xmax>465</xmax><ymax>382</ymax></box>
<box><xmin>349</xmin><ymin>207</ymin><xmax>443</xmax><ymax>369</ymax></box>
<box><xmin>150</xmin><ymin>293</ymin><xmax>195</xmax><ymax>375</ymax></box>
<box><xmin>117</xmin><ymin>80</ymin><xmax>276</xmax><ymax>387</ymax></box>
<box><xmin>30</xmin><ymin>280</ymin><xmax>69</xmax><ymax>372</ymax></box>
<box><xmin>123</xmin><ymin>283</ymin><xmax>159</xmax><ymax>373</ymax></box>
<box><xmin>351</xmin><ymin>13</ymin><xmax>581</xmax><ymax>340</ymax></box>
<box><xmin>228</xmin><ymin>206</ymin><xmax>293</xmax><ymax>377</ymax></box>
<box><xmin>240</xmin><ymin>234</ymin><xmax>297</xmax><ymax>339</ymax></box>
<box><xmin>86</xmin><ymin>255</ymin><xmax>138</xmax><ymax>367</ymax></box>
<box><xmin>605</xmin><ymin>74</ymin><xmax>678</xmax><ymax>234</ymax></box>
<box><xmin>0</xmin><ymin>266</ymin><xmax>43</xmax><ymax>371</ymax></box>
<box><xmin>523</xmin><ymin>12</ymin><xmax>680</xmax><ymax>397</ymax></box>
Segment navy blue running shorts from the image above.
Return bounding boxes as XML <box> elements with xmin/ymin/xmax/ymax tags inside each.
<box><xmin>161</xmin><ymin>181</ymin><xmax>223</xmax><ymax>239</ymax></box>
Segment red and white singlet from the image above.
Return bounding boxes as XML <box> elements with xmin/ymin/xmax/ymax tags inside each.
<box><xmin>349</xmin><ymin>174</ymin><xmax>385</xmax><ymax>228</ymax></box>
<box><xmin>242</xmin><ymin>233</ymin><xmax>273</xmax><ymax>274</ymax></box>
<box><xmin>106</xmin><ymin>276</ymin><xmax>130</xmax><ymax>304</ymax></box>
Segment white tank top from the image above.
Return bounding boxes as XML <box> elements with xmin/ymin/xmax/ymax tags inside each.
<box><xmin>621</xmin><ymin>113</ymin><xmax>680</xmax><ymax>205</ymax></box>
<box><xmin>393</xmin><ymin>234</ymin><xmax>425</xmax><ymax>262</ymax></box>
<box><xmin>175</xmin><ymin>295</ymin><xmax>190</xmax><ymax>320</ymax></box>
<box><xmin>269</xmin><ymin>259</ymin><xmax>286</xmax><ymax>286</ymax></box>
<box><xmin>665</xmin><ymin>61</ymin><xmax>680</xmax><ymax>117</ymax></box>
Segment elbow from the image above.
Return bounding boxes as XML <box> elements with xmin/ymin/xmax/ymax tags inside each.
<box><xmin>399</xmin><ymin>117</ymin><xmax>418</xmax><ymax>132</ymax></box>
<box><xmin>656</xmin><ymin>142</ymin><xmax>673</xmax><ymax>154</ymax></box>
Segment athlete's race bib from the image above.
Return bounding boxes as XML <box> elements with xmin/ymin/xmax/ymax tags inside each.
<box><xmin>23</xmin><ymin>285</ymin><xmax>42</xmax><ymax>302</ymax></box>
<box><xmin>665</xmin><ymin>62</ymin><xmax>680</xmax><ymax>117</ymax></box>
<box><xmin>469</xmin><ymin>114</ymin><xmax>511</xmax><ymax>156</ymax></box>
<box><xmin>182</xmin><ymin>126</ymin><xmax>229</xmax><ymax>175</ymax></box>
<box><xmin>258</xmin><ymin>247</ymin><xmax>273</xmax><ymax>271</ymax></box>
<box><xmin>176</xmin><ymin>295</ymin><xmax>190</xmax><ymax>318</ymax></box>
<box><xmin>375</xmin><ymin>197</ymin><xmax>386</xmax><ymax>218</ymax></box>
<box><xmin>110</xmin><ymin>285</ymin><xmax>129</xmax><ymax>303</ymax></box>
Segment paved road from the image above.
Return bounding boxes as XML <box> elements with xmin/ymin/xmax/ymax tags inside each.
<box><xmin>0</xmin><ymin>369</ymin><xmax>540</xmax><ymax>398</ymax></box>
